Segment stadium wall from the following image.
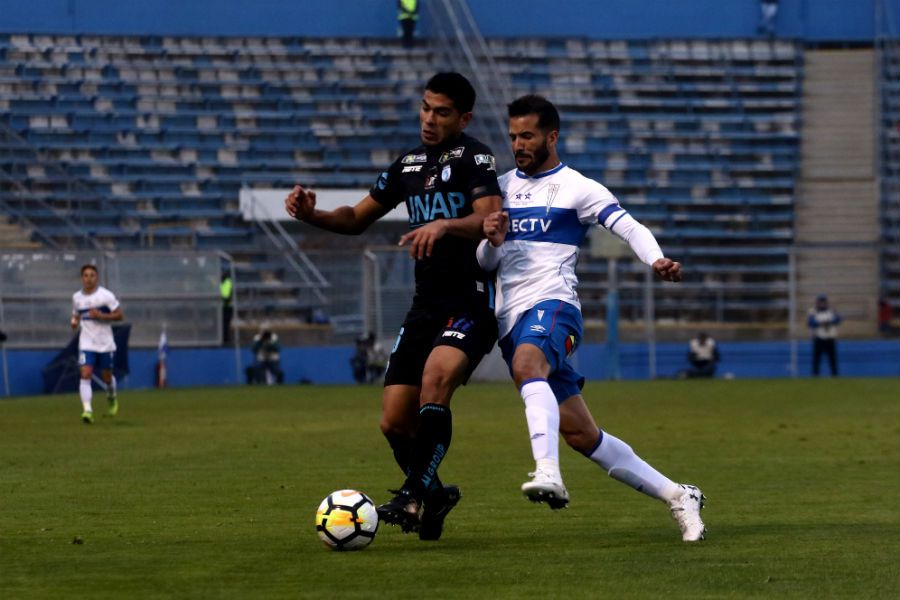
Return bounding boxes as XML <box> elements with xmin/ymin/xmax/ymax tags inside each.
<box><xmin>0</xmin><ymin>0</ymin><xmax>881</xmax><ymax>41</ymax></box>
<box><xmin>3</xmin><ymin>340</ymin><xmax>898</xmax><ymax>397</ymax></box>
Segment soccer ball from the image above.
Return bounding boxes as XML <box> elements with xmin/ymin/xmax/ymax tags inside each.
<box><xmin>315</xmin><ymin>489</ymin><xmax>379</xmax><ymax>551</ymax></box>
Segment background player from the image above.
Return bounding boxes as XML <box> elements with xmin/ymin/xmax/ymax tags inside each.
<box><xmin>477</xmin><ymin>94</ymin><xmax>705</xmax><ymax>541</ymax></box>
<box><xmin>71</xmin><ymin>264</ymin><xmax>123</xmax><ymax>424</ymax></box>
<box><xmin>285</xmin><ymin>72</ymin><xmax>501</xmax><ymax>540</ymax></box>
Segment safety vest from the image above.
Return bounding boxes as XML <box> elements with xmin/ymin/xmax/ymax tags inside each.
<box><xmin>220</xmin><ymin>277</ymin><xmax>233</xmax><ymax>307</ymax></box>
<box><xmin>399</xmin><ymin>0</ymin><xmax>418</xmax><ymax>21</ymax></box>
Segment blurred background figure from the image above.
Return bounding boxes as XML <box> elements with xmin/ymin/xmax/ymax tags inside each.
<box><xmin>758</xmin><ymin>0</ymin><xmax>779</xmax><ymax>37</ymax></box>
<box><xmin>251</xmin><ymin>325</ymin><xmax>284</xmax><ymax>384</ymax></box>
<box><xmin>878</xmin><ymin>297</ymin><xmax>893</xmax><ymax>336</ymax></box>
<box><xmin>808</xmin><ymin>295</ymin><xmax>840</xmax><ymax>376</ymax></box>
<box><xmin>365</xmin><ymin>332</ymin><xmax>387</xmax><ymax>383</ymax></box>
<box><xmin>220</xmin><ymin>272</ymin><xmax>233</xmax><ymax>346</ymax></box>
<box><xmin>679</xmin><ymin>332</ymin><xmax>720</xmax><ymax>379</ymax></box>
<box><xmin>350</xmin><ymin>334</ymin><xmax>369</xmax><ymax>383</ymax></box>
<box><xmin>398</xmin><ymin>0</ymin><xmax>418</xmax><ymax>48</ymax></box>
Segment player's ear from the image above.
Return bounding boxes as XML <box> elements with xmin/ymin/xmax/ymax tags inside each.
<box><xmin>547</xmin><ymin>129</ymin><xmax>560</xmax><ymax>147</ymax></box>
<box><xmin>459</xmin><ymin>111</ymin><xmax>473</xmax><ymax>129</ymax></box>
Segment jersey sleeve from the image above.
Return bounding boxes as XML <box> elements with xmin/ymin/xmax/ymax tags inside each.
<box><xmin>577</xmin><ymin>178</ymin><xmax>625</xmax><ymax>228</ymax></box>
<box><xmin>465</xmin><ymin>145</ymin><xmax>501</xmax><ymax>201</ymax></box>
<box><xmin>105</xmin><ymin>289</ymin><xmax>121</xmax><ymax>312</ymax></box>
<box><xmin>368</xmin><ymin>158</ymin><xmax>404</xmax><ymax>209</ymax></box>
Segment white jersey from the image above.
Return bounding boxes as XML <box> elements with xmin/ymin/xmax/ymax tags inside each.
<box><xmin>484</xmin><ymin>164</ymin><xmax>664</xmax><ymax>338</ymax></box>
<box><xmin>72</xmin><ymin>286</ymin><xmax>120</xmax><ymax>353</ymax></box>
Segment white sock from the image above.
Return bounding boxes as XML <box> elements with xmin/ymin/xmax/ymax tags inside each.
<box><xmin>107</xmin><ymin>375</ymin><xmax>117</xmax><ymax>399</ymax></box>
<box><xmin>520</xmin><ymin>379</ymin><xmax>560</xmax><ymax>469</ymax></box>
<box><xmin>589</xmin><ymin>431</ymin><xmax>681</xmax><ymax>502</ymax></box>
<box><xmin>79</xmin><ymin>379</ymin><xmax>93</xmax><ymax>412</ymax></box>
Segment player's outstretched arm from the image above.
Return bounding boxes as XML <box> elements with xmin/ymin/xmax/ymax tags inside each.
<box><xmin>398</xmin><ymin>194</ymin><xmax>501</xmax><ymax>259</ymax></box>
<box><xmin>285</xmin><ymin>185</ymin><xmax>388</xmax><ymax>235</ymax></box>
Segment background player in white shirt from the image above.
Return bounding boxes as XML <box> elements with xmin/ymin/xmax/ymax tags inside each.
<box><xmin>477</xmin><ymin>95</ymin><xmax>705</xmax><ymax>541</ymax></box>
<box><xmin>71</xmin><ymin>264</ymin><xmax>123</xmax><ymax>423</ymax></box>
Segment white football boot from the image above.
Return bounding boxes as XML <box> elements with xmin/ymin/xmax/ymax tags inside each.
<box><xmin>668</xmin><ymin>484</ymin><xmax>706</xmax><ymax>541</ymax></box>
<box><xmin>521</xmin><ymin>462</ymin><xmax>570</xmax><ymax>509</ymax></box>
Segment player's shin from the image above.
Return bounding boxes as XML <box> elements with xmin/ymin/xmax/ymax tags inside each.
<box><xmin>588</xmin><ymin>431</ymin><xmax>681</xmax><ymax>502</ymax></box>
<box><xmin>79</xmin><ymin>378</ymin><xmax>92</xmax><ymax>412</ymax></box>
<box><xmin>405</xmin><ymin>403</ymin><xmax>452</xmax><ymax>499</ymax></box>
<box><xmin>520</xmin><ymin>379</ymin><xmax>561</xmax><ymax>475</ymax></box>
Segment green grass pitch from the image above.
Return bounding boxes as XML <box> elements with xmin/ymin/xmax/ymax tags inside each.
<box><xmin>2</xmin><ymin>379</ymin><xmax>899</xmax><ymax>598</ymax></box>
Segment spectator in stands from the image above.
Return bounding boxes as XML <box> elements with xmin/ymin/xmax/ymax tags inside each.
<box><xmin>398</xmin><ymin>0</ymin><xmax>419</xmax><ymax>49</ymax></box>
<box><xmin>757</xmin><ymin>0</ymin><xmax>779</xmax><ymax>37</ymax></box>
<box><xmin>309</xmin><ymin>307</ymin><xmax>330</xmax><ymax>325</ymax></box>
<box><xmin>808</xmin><ymin>294</ymin><xmax>840</xmax><ymax>376</ymax></box>
<box><xmin>220</xmin><ymin>272</ymin><xmax>234</xmax><ymax>345</ymax></box>
<box><xmin>679</xmin><ymin>332</ymin><xmax>720</xmax><ymax>379</ymax></box>
<box><xmin>878</xmin><ymin>297</ymin><xmax>893</xmax><ymax>336</ymax></box>
<box><xmin>252</xmin><ymin>325</ymin><xmax>284</xmax><ymax>385</ymax></box>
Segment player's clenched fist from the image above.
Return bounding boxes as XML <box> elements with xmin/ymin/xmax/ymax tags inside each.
<box><xmin>483</xmin><ymin>210</ymin><xmax>509</xmax><ymax>247</ymax></box>
<box><xmin>652</xmin><ymin>258</ymin><xmax>682</xmax><ymax>282</ymax></box>
<box><xmin>285</xmin><ymin>185</ymin><xmax>316</xmax><ymax>221</ymax></box>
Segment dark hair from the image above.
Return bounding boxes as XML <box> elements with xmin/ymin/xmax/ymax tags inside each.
<box><xmin>80</xmin><ymin>264</ymin><xmax>98</xmax><ymax>275</ymax></box>
<box><xmin>425</xmin><ymin>72</ymin><xmax>476</xmax><ymax>114</ymax></box>
<box><xmin>507</xmin><ymin>94</ymin><xmax>560</xmax><ymax>133</ymax></box>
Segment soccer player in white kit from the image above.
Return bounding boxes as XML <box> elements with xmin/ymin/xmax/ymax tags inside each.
<box><xmin>71</xmin><ymin>264</ymin><xmax>123</xmax><ymax>423</ymax></box>
<box><xmin>476</xmin><ymin>95</ymin><xmax>706</xmax><ymax>541</ymax></box>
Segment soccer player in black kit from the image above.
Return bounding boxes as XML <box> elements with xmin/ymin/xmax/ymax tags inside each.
<box><xmin>285</xmin><ymin>73</ymin><xmax>501</xmax><ymax>540</ymax></box>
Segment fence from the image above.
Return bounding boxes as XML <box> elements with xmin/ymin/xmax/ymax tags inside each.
<box><xmin>0</xmin><ymin>250</ymin><xmax>224</xmax><ymax>349</ymax></box>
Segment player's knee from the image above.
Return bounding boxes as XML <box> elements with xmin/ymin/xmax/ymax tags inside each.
<box><xmin>511</xmin><ymin>352</ymin><xmax>548</xmax><ymax>385</ymax></box>
<box><xmin>420</xmin><ymin>368</ymin><xmax>458</xmax><ymax>405</ymax></box>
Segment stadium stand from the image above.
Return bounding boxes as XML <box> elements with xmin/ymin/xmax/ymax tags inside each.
<box><xmin>0</xmin><ymin>34</ymin><xmax>803</xmax><ymax>328</ymax></box>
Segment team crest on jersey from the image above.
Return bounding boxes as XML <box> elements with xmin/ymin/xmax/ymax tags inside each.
<box><xmin>402</xmin><ymin>153</ymin><xmax>427</xmax><ymax>164</ymax></box>
<box><xmin>546</xmin><ymin>184</ymin><xmax>561</xmax><ymax>213</ymax></box>
<box><xmin>441</xmin><ymin>165</ymin><xmax>451</xmax><ymax>182</ymax></box>
<box><xmin>439</xmin><ymin>146</ymin><xmax>465</xmax><ymax>163</ymax></box>
<box><xmin>474</xmin><ymin>154</ymin><xmax>496</xmax><ymax>171</ymax></box>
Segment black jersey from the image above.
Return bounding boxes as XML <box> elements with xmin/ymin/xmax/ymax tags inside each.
<box><xmin>370</xmin><ymin>132</ymin><xmax>501</xmax><ymax>309</ymax></box>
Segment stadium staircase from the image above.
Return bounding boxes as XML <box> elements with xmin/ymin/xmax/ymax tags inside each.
<box><xmin>880</xmin><ymin>40</ymin><xmax>900</xmax><ymax>317</ymax></box>
<box><xmin>795</xmin><ymin>48</ymin><xmax>879</xmax><ymax>336</ymax></box>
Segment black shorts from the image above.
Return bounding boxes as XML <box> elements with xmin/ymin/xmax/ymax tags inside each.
<box><xmin>383</xmin><ymin>301</ymin><xmax>498</xmax><ymax>388</ymax></box>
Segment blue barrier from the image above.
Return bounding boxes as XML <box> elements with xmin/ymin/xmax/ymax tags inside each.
<box><xmin>2</xmin><ymin>339</ymin><xmax>897</xmax><ymax>397</ymax></box>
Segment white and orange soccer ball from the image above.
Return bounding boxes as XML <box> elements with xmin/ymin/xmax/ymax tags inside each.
<box><xmin>314</xmin><ymin>489</ymin><xmax>379</xmax><ymax>551</ymax></box>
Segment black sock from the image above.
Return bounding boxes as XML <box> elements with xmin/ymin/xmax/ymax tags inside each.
<box><xmin>405</xmin><ymin>403</ymin><xmax>451</xmax><ymax>499</ymax></box>
<box><xmin>385</xmin><ymin>433</ymin><xmax>414</xmax><ymax>477</ymax></box>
